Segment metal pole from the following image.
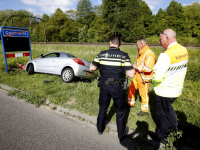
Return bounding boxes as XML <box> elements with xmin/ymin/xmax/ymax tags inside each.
<box><xmin>10</xmin><ymin>13</ymin><xmax>14</xmax><ymax>27</ymax></box>
<box><xmin>43</xmin><ymin>20</ymin><xmax>46</xmax><ymax>42</ymax></box>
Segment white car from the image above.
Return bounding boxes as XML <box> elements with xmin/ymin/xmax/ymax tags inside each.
<box><xmin>25</xmin><ymin>52</ymin><xmax>95</xmax><ymax>83</ymax></box>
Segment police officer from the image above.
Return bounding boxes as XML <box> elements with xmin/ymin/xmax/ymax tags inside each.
<box><xmin>89</xmin><ymin>34</ymin><xmax>135</xmax><ymax>140</ymax></box>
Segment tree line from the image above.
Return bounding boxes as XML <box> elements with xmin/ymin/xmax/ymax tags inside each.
<box><xmin>0</xmin><ymin>0</ymin><xmax>200</xmax><ymax>44</ymax></box>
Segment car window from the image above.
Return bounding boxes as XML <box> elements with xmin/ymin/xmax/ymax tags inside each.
<box><xmin>44</xmin><ymin>53</ymin><xmax>60</xmax><ymax>58</ymax></box>
<box><xmin>67</xmin><ymin>54</ymin><xmax>76</xmax><ymax>58</ymax></box>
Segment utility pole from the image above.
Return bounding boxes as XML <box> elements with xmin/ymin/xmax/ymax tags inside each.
<box><xmin>10</xmin><ymin>12</ymin><xmax>14</xmax><ymax>27</ymax></box>
<box><xmin>43</xmin><ymin>20</ymin><xmax>46</xmax><ymax>43</ymax></box>
<box><xmin>10</xmin><ymin>15</ymin><xmax>46</xmax><ymax>42</ymax></box>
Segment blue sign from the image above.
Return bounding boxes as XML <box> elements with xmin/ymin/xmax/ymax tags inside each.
<box><xmin>3</xmin><ymin>29</ymin><xmax>29</xmax><ymax>37</ymax></box>
<box><xmin>0</xmin><ymin>26</ymin><xmax>32</xmax><ymax>73</ymax></box>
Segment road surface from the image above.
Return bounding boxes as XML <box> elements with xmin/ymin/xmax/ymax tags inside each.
<box><xmin>0</xmin><ymin>88</ymin><xmax>131</xmax><ymax>150</ymax></box>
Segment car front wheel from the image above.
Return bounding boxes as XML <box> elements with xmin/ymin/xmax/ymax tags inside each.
<box><xmin>27</xmin><ymin>63</ymin><xmax>34</xmax><ymax>75</ymax></box>
<box><xmin>61</xmin><ymin>68</ymin><xmax>75</xmax><ymax>83</ymax></box>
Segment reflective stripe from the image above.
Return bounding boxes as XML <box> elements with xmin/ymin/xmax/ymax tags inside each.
<box><xmin>146</xmin><ymin>56</ymin><xmax>151</xmax><ymax>66</ymax></box>
<box><xmin>143</xmin><ymin>66</ymin><xmax>152</xmax><ymax>72</ymax></box>
<box><xmin>145</xmin><ymin>83</ymin><xmax>149</xmax><ymax>111</ymax></box>
<box><xmin>124</xmin><ymin>61</ymin><xmax>132</xmax><ymax>66</ymax></box>
<box><xmin>128</xmin><ymin>101</ymin><xmax>135</xmax><ymax>104</ymax></box>
<box><xmin>142</xmin><ymin>51</ymin><xmax>155</xmax><ymax>63</ymax></box>
<box><xmin>94</xmin><ymin>58</ymin><xmax>99</xmax><ymax>62</ymax></box>
<box><xmin>128</xmin><ymin>98</ymin><xmax>135</xmax><ymax>101</ymax></box>
<box><xmin>141</xmin><ymin>107</ymin><xmax>147</xmax><ymax>111</ymax></box>
<box><xmin>142</xmin><ymin>76</ymin><xmax>153</xmax><ymax>80</ymax></box>
<box><xmin>142</xmin><ymin>104</ymin><xmax>148</xmax><ymax>107</ymax></box>
<box><xmin>139</xmin><ymin>50</ymin><xmax>155</xmax><ymax>82</ymax></box>
<box><xmin>141</xmin><ymin>51</ymin><xmax>155</xmax><ymax>70</ymax></box>
<box><xmin>138</xmin><ymin>67</ymin><xmax>142</xmax><ymax>72</ymax></box>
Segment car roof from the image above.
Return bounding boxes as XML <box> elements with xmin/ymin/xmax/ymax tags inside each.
<box><xmin>47</xmin><ymin>52</ymin><xmax>76</xmax><ymax>58</ymax></box>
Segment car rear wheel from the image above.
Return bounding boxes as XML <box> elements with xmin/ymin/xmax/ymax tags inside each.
<box><xmin>27</xmin><ymin>63</ymin><xmax>34</xmax><ymax>75</ymax></box>
<box><xmin>61</xmin><ymin>68</ymin><xmax>75</xmax><ymax>83</ymax></box>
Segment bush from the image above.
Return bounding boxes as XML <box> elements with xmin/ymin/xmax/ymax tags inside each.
<box><xmin>177</xmin><ymin>37</ymin><xmax>200</xmax><ymax>45</ymax></box>
<box><xmin>146</xmin><ymin>35</ymin><xmax>160</xmax><ymax>44</ymax></box>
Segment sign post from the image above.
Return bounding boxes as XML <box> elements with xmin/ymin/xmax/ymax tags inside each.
<box><xmin>0</xmin><ymin>26</ymin><xmax>32</xmax><ymax>73</ymax></box>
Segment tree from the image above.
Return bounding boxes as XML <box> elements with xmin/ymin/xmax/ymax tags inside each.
<box><xmin>152</xmin><ymin>8</ymin><xmax>169</xmax><ymax>35</ymax></box>
<box><xmin>45</xmin><ymin>8</ymin><xmax>65</xmax><ymax>41</ymax></box>
<box><xmin>165</xmin><ymin>0</ymin><xmax>185</xmax><ymax>36</ymax></box>
<box><xmin>102</xmin><ymin>0</ymin><xmax>120</xmax><ymax>33</ymax></box>
<box><xmin>78</xmin><ymin>25</ymin><xmax>88</xmax><ymax>42</ymax></box>
<box><xmin>60</xmin><ymin>18</ymin><xmax>79</xmax><ymax>42</ymax></box>
<box><xmin>42</xmin><ymin>14</ymin><xmax>49</xmax><ymax>22</ymax></box>
<box><xmin>44</xmin><ymin>8</ymin><xmax>79</xmax><ymax>42</ymax></box>
<box><xmin>89</xmin><ymin>5</ymin><xmax>112</xmax><ymax>42</ymax></box>
<box><xmin>183</xmin><ymin>2</ymin><xmax>200</xmax><ymax>38</ymax></box>
<box><xmin>76</xmin><ymin>0</ymin><xmax>94</xmax><ymax>27</ymax></box>
<box><xmin>0</xmin><ymin>10</ymin><xmax>11</xmax><ymax>26</ymax></box>
<box><xmin>66</xmin><ymin>10</ymin><xmax>77</xmax><ymax>20</ymax></box>
<box><xmin>102</xmin><ymin>0</ymin><xmax>153</xmax><ymax>42</ymax></box>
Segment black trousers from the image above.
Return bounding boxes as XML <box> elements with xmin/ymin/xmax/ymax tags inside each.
<box><xmin>97</xmin><ymin>82</ymin><xmax>127</xmax><ymax>140</ymax></box>
<box><xmin>155</xmin><ymin>94</ymin><xmax>178</xmax><ymax>139</ymax></box>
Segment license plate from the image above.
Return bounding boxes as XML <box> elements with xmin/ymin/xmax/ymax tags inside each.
<box><xmin>86</xmin><ymin>72</ymin><xmax>93</xmax><ymax>76</ymax></box>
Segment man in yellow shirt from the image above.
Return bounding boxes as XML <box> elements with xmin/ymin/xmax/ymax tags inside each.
<box><xmin>127</xmin><ymin>38</ymin><xmax>156</xmax><ymax>116</ymax></box>
<box><xmin>150</xmin><ymin>29</ymin><xmax>188</xmax><ymax>144</ymax></box>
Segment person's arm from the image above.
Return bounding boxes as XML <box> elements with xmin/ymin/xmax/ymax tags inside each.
<box><xmin>89</xmin><ymin>63</ymin><xmax>98</xmax><ymax>71</ymax></box>
<box><xmin>90</xmin><ymin>53</ymin><xmax>100</xmax><ymax>71</ymax></box>
<box><xmin>126</xmin><ymin>69</ymin><xmax>135</xmax><ymax>78</ymax></box>
<box><xmin>123</xmin><ymin>53</ymin><xmax>135</xmax><ymax>78</ymax></box>
<box><xmin>152</xmin><ymin>53</ymin><xmax>171</xmax><ymax>84</ymax></box>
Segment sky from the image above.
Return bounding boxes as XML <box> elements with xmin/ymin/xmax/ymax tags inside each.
<box><xmin>0</xmin><ymin>0</ymin><xmax>200</xmax><ymax>17</ymax></box>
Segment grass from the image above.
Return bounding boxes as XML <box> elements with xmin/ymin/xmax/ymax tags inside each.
<box><xmin>0</xmin><ymin>44</ymin><xmax>200</xmax><ymax>149</ymax></box>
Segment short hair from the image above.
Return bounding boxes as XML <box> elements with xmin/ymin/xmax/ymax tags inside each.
<box><xmin>110</xmin><ymin>34</ymin><xmax>121</xmax><ymax>46</ymax></box>
<box><xmin>137</xmin><ymin>38</ymin><xmax>147</xmax><ymax>45</ymax></box>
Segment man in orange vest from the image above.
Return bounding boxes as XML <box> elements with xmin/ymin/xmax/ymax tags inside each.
<box><xmin>127</xmin><ymin>38</ymin><xmax>156</xmax><ymax>116</ymax></box>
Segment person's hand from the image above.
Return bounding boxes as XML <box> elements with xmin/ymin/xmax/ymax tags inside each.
<box><xmin>133</xmin><ymin>64</ymin><xmax>137</xmax><ymax>69</ymax></box>
<box><xmin>152</xmin><ymin>79</ymin><xmax>160</xmax><ymax>87</ymax></box>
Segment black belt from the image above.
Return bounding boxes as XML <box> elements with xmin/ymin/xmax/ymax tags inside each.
<box><xmin>101</xmin><ymin>78</ymin><xmax>124</xmax><ymax>85</ymax></box>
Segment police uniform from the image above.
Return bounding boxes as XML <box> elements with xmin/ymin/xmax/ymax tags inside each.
<box><xmin>91</xmin><ymin>46</ymin><xmax>133</xmax><ymax>140</ymax></box>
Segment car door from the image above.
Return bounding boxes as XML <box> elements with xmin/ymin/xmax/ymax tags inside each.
<box><xmin>35</xmin><ymin>53</ymin><xmax>60</xmax><ymax>73</ymax></box>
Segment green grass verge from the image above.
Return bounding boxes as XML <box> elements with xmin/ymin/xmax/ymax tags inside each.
<box><xmin>0</xmin><ymin>45</ymin><xmax>200</xmax><ymax>149</ymax></box>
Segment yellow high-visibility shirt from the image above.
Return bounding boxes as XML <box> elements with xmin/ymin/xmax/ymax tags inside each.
<box><xmin>152</xmin><ymin>42</ymin><xmax>188</xmax><ymax>97</ymax></box>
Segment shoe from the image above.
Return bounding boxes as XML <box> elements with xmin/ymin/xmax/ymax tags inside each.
<box><xmin>137</xmin><ymin>111</ymin><xmax>147</xmax><ymax>116</ymax></box>
<box><xmin>119</xmin><ymin>127</ymin><xmax>129</xmax><ymax>141</ymax></box>
<box><xmin>98</xmin><ymin>132</ymin><xmax>103</xmax><ymax>135</ymax></box>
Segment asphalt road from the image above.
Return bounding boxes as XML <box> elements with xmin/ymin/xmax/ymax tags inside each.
<box><xmin>0</xmin><ymin>88</ymin><xmax>130</xmax><ymax>150</ymax></box>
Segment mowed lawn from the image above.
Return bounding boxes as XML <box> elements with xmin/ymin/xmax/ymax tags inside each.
<box><xmin>0</xmin><ymin>44</ymin><xmax>200</xmax><ymax>148</ymax></box>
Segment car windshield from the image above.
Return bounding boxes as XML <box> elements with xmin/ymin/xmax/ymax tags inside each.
<box><xmin>43</xmin><ymin>53</ymin><xmax>60</xmax><ymax>58</ymax></box>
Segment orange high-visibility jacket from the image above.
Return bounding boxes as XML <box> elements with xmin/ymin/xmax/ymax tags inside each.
<box><xmin>135</xmin><ymin>45</ymin><xmax>156</xmax><ymax>83</ymax></box>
